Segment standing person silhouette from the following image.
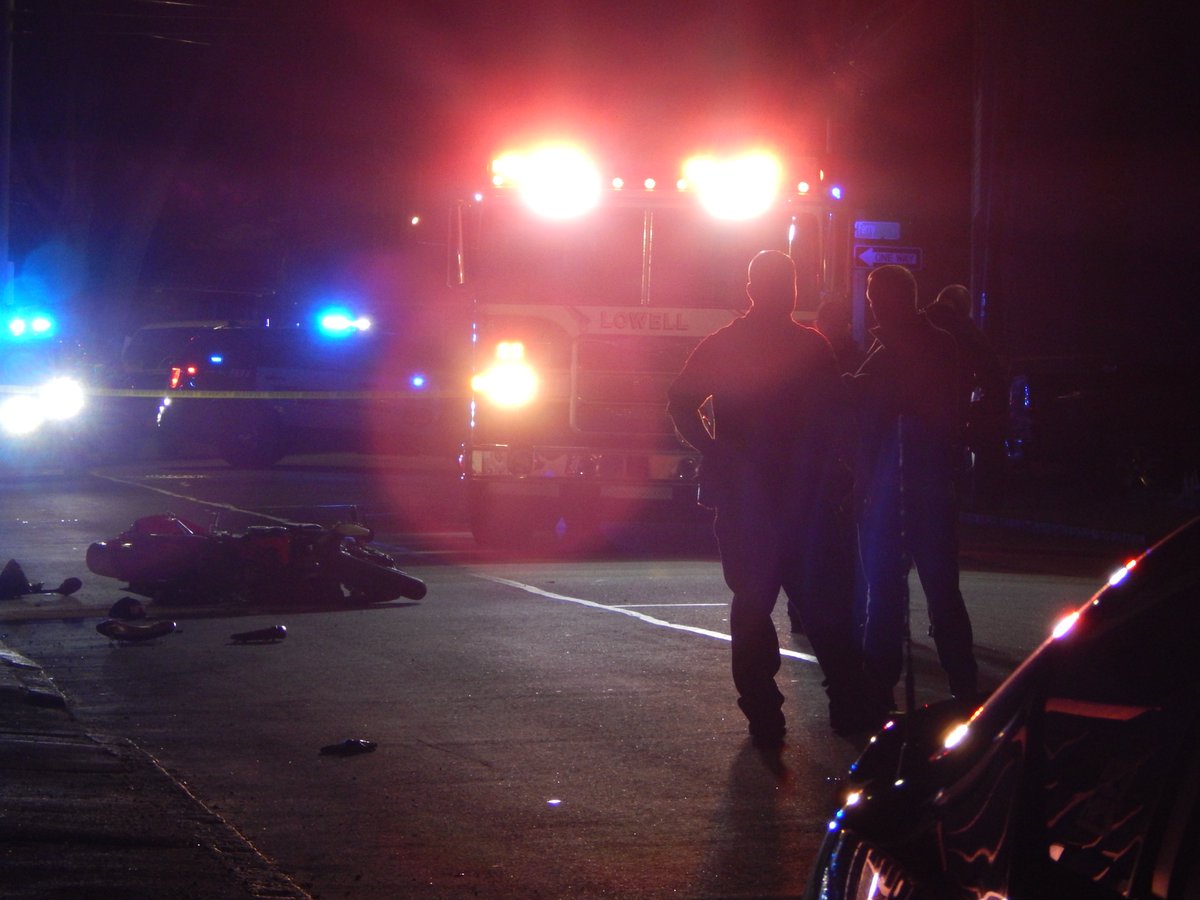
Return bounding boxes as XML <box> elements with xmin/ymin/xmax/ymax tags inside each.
<box><xmin>849</xmin><ymin>265</ymin><xmax>979</xmax><ymax>717</ymax></box>
<box><xmin>923</xmin><ymin>283</ymin><xmax>1007</xmax><ymax>510</ymax></box>
<box><xmin>668</xmin><ymin>251</ymin><xmax>870</xmax><ymax>749</ymax></box>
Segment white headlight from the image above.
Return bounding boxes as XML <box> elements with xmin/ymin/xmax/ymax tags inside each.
<box><xmin>471</xmin><ymin>341</ymin><xmax>538</xmax><ymax>408</ymax></box>
<box><xmin>40</xmin><ymin>377</ymin><xmax>86</xmax><ymax>422</ymax></box>
<box><xmin>1</xmin><ymin>394</ymin><xmax>45</xmax><ymax>435</ymax></box>
<box><xmin>472</xmin><ymin>362</ymin><xmax>538</xmax><ymax>408</ymax></box>
<box><xmin>1</xmin><ymin>378</ymin><xmax>85</xmax><ymax>436</ymax></box>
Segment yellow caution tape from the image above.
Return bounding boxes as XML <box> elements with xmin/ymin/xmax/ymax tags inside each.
<box><xmin>0</xmin><ymin>384</ymin><xmax>468</xmax><ymax>401</ymax></box>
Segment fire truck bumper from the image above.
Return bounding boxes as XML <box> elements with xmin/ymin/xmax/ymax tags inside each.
<box><xmin>463</xmin><ymin>445</ymin><xmax>707</xmax><ymax>544</ymax></box>
<box><xmin>466</xmin><ymin>445</ymin><xmax>699</xmax><ymax>493</ymax></box>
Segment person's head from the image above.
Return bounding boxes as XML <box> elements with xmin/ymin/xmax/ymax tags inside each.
<box><xmin>746</xmin><ymin>250</ymin><xmax>796</xmax><ymax>317</ymax></box>
<box><xmin>933</xmin><ymin>283</ymin><xmax>971</xmax><ymax>318</ymax></box>
<box><xmin>866</xmin><ymin>265</ymin><xmax>919</xmax><ymax>328</ymax></box>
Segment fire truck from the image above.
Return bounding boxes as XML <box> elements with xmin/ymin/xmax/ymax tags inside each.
<box><xmin>448</xmin><ymin>143</ymin><xmax>852</xmax><ymax>546</ymax></box>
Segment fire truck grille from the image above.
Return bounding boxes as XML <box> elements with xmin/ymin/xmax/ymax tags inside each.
<box><xmin>571</xmin><ymin>336</ymin><xmax>700</xmax><ymax>435</ymax></box>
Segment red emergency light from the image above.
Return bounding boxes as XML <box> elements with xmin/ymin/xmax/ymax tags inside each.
<box><xmin>489</xmin><ymin>144</ymin><xmax>840</xmax><ymax>220</ymax></box>
<box><xmin>490</xmin><ymin>144</ymin><xmax>602</xmax><ymax>218</ymax></box>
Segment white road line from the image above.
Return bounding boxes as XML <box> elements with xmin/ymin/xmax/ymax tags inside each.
<box><xmin>95</xmin><ymin>471</ymin><xmax>817</xmax><ymax>666</ymax></box>
<box><xmin>96</xmin><ymin>473</ymin><xmax>296</xmax><ymax>523</ymax></box>
<box><xmin>612</xmin><ymin>603</ymin><xmax>727</xmax><ymax>608</ymax></box>
<box><xmin>477</xmin><ymin>574</ymin><xmax>819</xmax><ymax>664</ymax></box>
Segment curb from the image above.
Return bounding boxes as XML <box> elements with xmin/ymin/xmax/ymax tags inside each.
<box><xmin>0</xmin><ymin>644</ymin><xmax>70</xmax><ymax>710</ymax></box>
<box><xmin>960</xmin><ymin>511</ymin><xmax>1148</xmax><ymax>547</ymax></box>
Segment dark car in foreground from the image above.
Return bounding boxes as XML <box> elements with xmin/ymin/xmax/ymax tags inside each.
<box><xmin>807</xmin><ymin>516</ymin><xmax>1200</xmax><ymax>899</ymax></box>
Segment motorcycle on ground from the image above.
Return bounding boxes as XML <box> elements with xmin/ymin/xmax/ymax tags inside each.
<box><xmin>86</xmin><ymin>513</ymin><xmax>427</xmax><ymax>607</ymax></box>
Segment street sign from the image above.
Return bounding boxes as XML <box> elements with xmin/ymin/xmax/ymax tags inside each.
<box><xmin>854</xmin><ymin>220</ymin><xmax>902</xmax><ymax>241</ymax></box>
<box><xmin>854</xmin><ymin>245</ymin><xmax>923</xmax><ymax>269</ymax></box>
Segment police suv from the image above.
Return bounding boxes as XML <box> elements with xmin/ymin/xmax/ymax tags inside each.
<box><xmin>0</xmin><ymin>310</ymin><xmax>91</xmax><ymax>469</ymax></box>
<box><xmin>156</xmin><ymin>317</ymin><xmax>462</xmax><ymax>467</ymax></box>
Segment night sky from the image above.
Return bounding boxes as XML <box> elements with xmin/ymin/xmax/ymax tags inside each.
<box><xmin>2</xmin><ymin>0</ymin><xmax>1050</xmax><ymax>346</ymax></box>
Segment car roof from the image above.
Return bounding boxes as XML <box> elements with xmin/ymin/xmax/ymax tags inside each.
<box><xmin>122</xmin><ymin>322</ymin><xmax>253</xmax><ymax>370</ymax></box>
<box><xmin>133</xmin><ymin>320</ymin><xmax>251</xmax><ymax>331</ymax></box>
<box><xmin>167</xmin><ymin>323</ymin><xmax>426</xmax><ymax>365</ymax></box>
<box><xmin>964</xmin><ymin>515</ymin><xmax>1200</xmax><ymax>741</ymax></box>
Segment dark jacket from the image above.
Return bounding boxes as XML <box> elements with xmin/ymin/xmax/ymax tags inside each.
<box><xmin>848</xmin><ymin>314</ymin><xmax>962</xmax><ymax>503</ymax></box>
<box><xmin>667</xmin><ymin>310</ymin><xmax>848</xmax><ymax>512</ymax></box>
<box><xmin>923</xmin><ymin>302</ymin><xmax>1006</xmax><ymax>417</ymax></box>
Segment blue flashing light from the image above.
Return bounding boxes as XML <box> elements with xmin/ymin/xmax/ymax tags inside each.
<box><xmin>6</xmin><ymin>312</ymin><xmax>56</xmax><ymax>340</ymax></box>
<box><xmin>209</xmin><ymin>355</ymin><xmax>224</xmax><ymax>365</ymax></box>
<box><xmin>830</xmin><ymin>186</ymin><xmax>843</xmax><ymax>201</ymax></box>
<box><xmin>410</xmin><ymin>374</ymin><xmax>427</xmax><ymax>389</ymax></box>
<box><xmin>317</xmin><ymin>307</ymin><xmax>372</xmax><ymax>336</ymax></box>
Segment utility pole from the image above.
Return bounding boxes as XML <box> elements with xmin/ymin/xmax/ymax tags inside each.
<box><xmin>1</xmin><ymin>0</ymin><xmax>12</xmax><ymax>307</ymax></box>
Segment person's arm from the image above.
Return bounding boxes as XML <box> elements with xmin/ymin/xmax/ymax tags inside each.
<box><xmin>843</xmin><ymin>338</ymin><xmax>883</xmax><ymax>403</ymax></box>
<box><xmin>667</xmin><ymin>343</ymin><xmax>718</xmax><ymax>454</ymax></box>
<box><xmin>667</xmin><ymin>377</ymin><xmax>717</xmax><ymax>453</ymax></box>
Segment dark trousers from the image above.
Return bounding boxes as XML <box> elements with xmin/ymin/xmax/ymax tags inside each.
<box><xmin>714</xmin><ymin>469</ymin><xmax>862</xmax><ymax>734</ymax></box>
<box><xmin>858</xmin><ymin>473</ymin><xmax>978</xmax><ymax>698</ymax></box>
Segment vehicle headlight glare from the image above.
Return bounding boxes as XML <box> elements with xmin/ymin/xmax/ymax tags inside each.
<box><xmin>472</xmin><ymin>341</ymin><xmax>538</xmax><ymax>408</ymax></box>
<box><xmin>472</xmin><ymin>363</ymin><xmax>538</xmax><ymax>408</ymax></box>
<box><xmin>1</xmin><ymin>394</ymin><xmax>44</xmax><ymax>436</ymax></box>
<box><xmin>40</xmin><ymin>377</ymin><xmax>86</xmax><ymax>421</ymax></box>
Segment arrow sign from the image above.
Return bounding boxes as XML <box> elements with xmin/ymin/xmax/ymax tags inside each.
<box><xmin>854</xmin><ymin>245</ymin><xmax>923</xmax><ymax>269</ymax></box>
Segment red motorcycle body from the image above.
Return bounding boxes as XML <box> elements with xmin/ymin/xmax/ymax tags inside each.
<box><xmin>87</xmin><ymin>514</ymin><xmax>426</xmax><ymax>605</ymax></box>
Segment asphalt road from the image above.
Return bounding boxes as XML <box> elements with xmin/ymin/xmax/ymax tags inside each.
<box><xmin>0</xmin><ymin>455</ymin><xmax>1125</xmax><ymax>897</ymax></box>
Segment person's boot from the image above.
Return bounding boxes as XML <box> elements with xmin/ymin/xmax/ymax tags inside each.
<box><xmin>739</xmin><ymin>697</ymin><xmax>786</xmax><ymax>748</ymax></box>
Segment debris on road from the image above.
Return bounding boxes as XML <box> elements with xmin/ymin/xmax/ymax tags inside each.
<box><xmin>231</xmin><ymin>624</ymin><xmax>287</xmax><ymax>644</ymax></box>
<box><xmin>96</xmin><ymin>618</ymin><xmax>177</xmax><ymax>642</ymax></box>
<box><xmin>319</xmin><ymin>738</ymin><xmax>377</xmax><ymax>756</ymax></box>
<box><xmin>108</xmin><ymin>596</ymin><xmax>147</xmax><ymax>619</ymax></box>
<box><xmin>1</xmin><ymin>560</ymin><xmax>82</xmax><ymax>599</ymax></box>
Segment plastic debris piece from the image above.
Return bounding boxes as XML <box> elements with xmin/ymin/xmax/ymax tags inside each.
<box><xmin>319</xmin><ymin>738</ymin><xmax>377</xmax><ymax>757</ymax></box>
<box><xmin>231</xmin><ymin>624</ymin><xmax>287</xmax><ymax>644</ymax></box>
<box><xmin>97</xmin><ymin>619</ymin><xmax>177</xmax><ymax>642</ymax></box>
<box><xmin>2</xmin><ymin>564</ymin><xmax>84</xmax><ymax>599</ymax></box>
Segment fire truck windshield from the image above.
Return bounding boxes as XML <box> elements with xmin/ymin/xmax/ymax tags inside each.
<box><xmin>475</xmin><ymin>200</ymin><xmax>819</xmax><ymax>309</ymax></box>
